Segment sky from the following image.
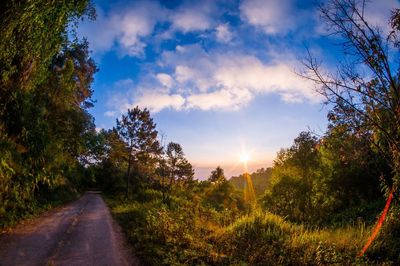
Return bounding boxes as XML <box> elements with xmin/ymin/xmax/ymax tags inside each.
<box><xmin>77</xmin><ymin>0</ymin><xmax>399</xmax><ymax>179</ymax></box>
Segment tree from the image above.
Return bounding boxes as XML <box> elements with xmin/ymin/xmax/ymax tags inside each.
<box><xmin>0</xmin><ymin>1</ymin><xmax>97</xmax><ymax>224</ymax></box>
<box><xmin>301</xmin><ymin>0</ymin><xmax>400</xmax><ymax>195</ymax></box>
<box><xmin>165</xmin><ymin>142</ymin><xmax>194</xmax><ymax>190</ymax></box>
<box><xmin>0</xmin><ymin>1</ymin><xmax>94</xmax><ymax>115</ymax></box>
<box><xmin>116</xmin><ymin>107</ymin><xmax>161</xmax><ymax>197</ymax></box>
<box><xmin>93</xmin><ymin>129</ymin><xmax>127</xmax><ymax>192</ymax></box>
<box><xmin>262</xmin><ymin>131</ymin><xmax>320</xmax><ymax>221</ymax></box>
<box><xmin>204</xmin><ymin>166</ymin><xmax>243</xmax><ymax>213</ymax></box>
<box><xmin>209</xmin><ymin>166</ymin><xmax>226</xmax><ymax>184</ymax></box>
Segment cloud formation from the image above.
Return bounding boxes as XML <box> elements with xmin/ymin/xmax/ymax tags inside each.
<box><xmin>79</xmin><ymin>1</ymin><xmax>220</xmax><ymax>57</ymax></box>
<box><xmin>106</xmin><ymin>44</ymin><xmax>319</xmax><ymax>114</ymax></box>
<box><xmin>239</xmin><ymin>0</ymin><xmax>296</xmax><ymax>34</ymax></box>
<box><xmin>135</xmin><ymin>92</ymin><xmax>185</xmax><ymax>113</ymax></box>
<box><xmin>170</xmin><ymin>1</ymin><xmax>215</xmax><ymax>32</ymax></box>
<box><xmin>83</xmin><ymin>0</ymin><xmax>398</xmax><ymax>117</ymax></box>
<box><xmin>79</xmin><ymin>1</ymin><xmax>167</xmax><ymax>57</ymax></box>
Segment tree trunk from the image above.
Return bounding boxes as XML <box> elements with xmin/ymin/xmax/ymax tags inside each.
<box><xmin>126</xmin><ymin>147</ymin><xmax>132</xmax><ymax>199</ymax></box>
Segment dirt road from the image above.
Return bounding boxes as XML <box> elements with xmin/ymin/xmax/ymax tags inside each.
<box><xmin>0</xmin><ymin>192</ymin><xmax>137</xmax><ymax>266</ymax></box>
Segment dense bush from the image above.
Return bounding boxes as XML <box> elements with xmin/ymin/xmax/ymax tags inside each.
<box><xmin>107</xmin><ymin>190</ymin><xmax>218</xmax><ymax>265</ymax></box>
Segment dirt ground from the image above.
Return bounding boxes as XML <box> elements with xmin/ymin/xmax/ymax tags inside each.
<box><xmin>0</xmin><ymin>192</ymin><xmax>139</xmax><ymax>266</ymax></box>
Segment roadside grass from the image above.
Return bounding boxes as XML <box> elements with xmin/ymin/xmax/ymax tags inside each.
<box><xmin>106</xmin><ymin>189</ymin><xmax>396</xmax><ymax>266</ymax></box>
<box><xmin>217</xmin><ymin>211</ymin><xmax>376</xmax><ymax>265</ymax></box>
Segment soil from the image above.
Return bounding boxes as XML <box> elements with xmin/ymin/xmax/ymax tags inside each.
<box><xmin>0</xmin><ymin>192</ymin><xmax>139</xmax><ymax>266</ymax></box>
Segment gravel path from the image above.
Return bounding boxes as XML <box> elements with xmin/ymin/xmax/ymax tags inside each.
<box><xmin>0</xmin><ymin>192</ymin><xmax>138</xmax><ymax>266</ymax></box>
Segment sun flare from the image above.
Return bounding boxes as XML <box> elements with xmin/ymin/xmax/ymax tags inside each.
<box><xmin>239</xmin><ymin>152</ymin><xmax>251</xmax><ymax>164</ymax></box>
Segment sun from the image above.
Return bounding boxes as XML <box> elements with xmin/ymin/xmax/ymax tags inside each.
<box><xmin>239</xmin><ymin>152</ymin><xmax>251</xmax><ymax>164</ymax></box>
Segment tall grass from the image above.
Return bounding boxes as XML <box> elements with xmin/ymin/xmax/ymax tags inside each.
<box><xmin>106</xmin><ymin>190</ymin><xmax>397</xmax><ymax>265</ymax></box>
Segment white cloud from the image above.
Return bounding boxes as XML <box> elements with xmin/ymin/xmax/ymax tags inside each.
<box><xmin>170</xmin><ymin>1</ymin><xmax>215</xmax><ymax>33</ymax></box>
<box><xmin>78</xmin><ymin>2</ymin><xmax>165</xmax><ymax>57</ymax></box>
<box><xmin>175</xmin><ymin>65</ymin><xmax>197</xmax><ymax>83</ymax></box>
<box><xmin>240</xmin><ymin>0</ymin><xmax>295</xmax><ymax>34</ymax></box>
<box><xmin>106</xmin><ymin>45</ymin><xmax>320</xmax><ymax>114</ymax></box>
<box><xmin>216</xmin><ymin>24</ymin><xmax>233</xmax><ymax>43</ymax></box>
<box><xmin>78</xmin><ymin>8</ymin><xmax>117</xmax><ymax>53</ymax></box>
<box><xmin>214</xmin><ymin>55</ymin><xmax>318</xmax><ymax>102</ymax></box>
<box><xmin>170</xmin><ymin>9</ymin><xmax>211</xmax><ymax>33</ymax></box>
<box><xmin>114</xmin><ymin>78</ymin><xmax>135</xmax><ymax>89</ymax></box>
<box><xmin>156</xmin><ymin>73</ymin><xmax>174</xmax><ymax>88</ymax></box>
<box><xmin>135</xmin><ymin>92</ymin><xmax>185</xmax><ymax>113</ymax></box>
<box><xmin>116</xmin><ymin>8</ymin><xmax>155</xmax><ymax>56</ymax></box>
<box><xmin>187</xmin><ymin>87</ymin><xmax>253</xmax><ymax>110</ymax></box>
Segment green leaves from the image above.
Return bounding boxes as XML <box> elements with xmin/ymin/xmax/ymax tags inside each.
<box><xmin>0</xmin><ymin>1</ymin><xmax>97</xmax><ymax>227</ymax></box>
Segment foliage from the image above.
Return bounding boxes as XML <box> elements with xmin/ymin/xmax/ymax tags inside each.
<box><xmin>262</xmin><ymin>132</ymin><xmax>321</xmax><ymax>222</ymax></box>
<box><xmin>101</xmin><ymin>1</ymin><xmax>400</xmax><ymax>264</ymax></box>
<box><xmin>369</xmin><ymin>206</ymin><xmax>400</xmax><ymax>262</ymax></box>
<box><xmin>107</xmin><ymin>190</ymin><xmax>218</xmax><ymax>266</ymax></box>
<box><xmin>115</xmin><ymin>107</ymin><xmax>162</xmax><ymax>196</ymax></box>
<box><xmin>108</xmin><ymin>189</ymin><xmax>396</xmax><ymax>265</ymax></box>
<box><xmin>302</xmin><ymin>0</ymin><xmax>400</xmax><ymax>193</ymax></box>
<box><xmin>230</xmin><ymin>167</ymin><xmax>272</xmax><ymax>197</ymax></box>
<box><xmin>203</xmin><ymin>179</ymin><xmax>245</xmax><ymax>213</ymax></box>
<box><xmin>2</xmin><ymin>1</ymin><xmax>400</xmax><ymax>264</ymax></box>
<box><xmin>0</xmin><ymin>1</ymin><xmax>96</xmax><ymax>227</ymax></box>
<box><xmin>216</xmin><ymin>211</ymin><xmax>372</xmax><ymax>265</ymax></box>
<box><xmin>209</xmin><ymin>166</ymin><xmax>226</xmax><ymax>184</ymax></box>
<box><xmin>165</xmin><ymin>142</ymin><xmax>194</xmax><ymax>189</ymax></box>
<box><xmin>261</xmin><ymin>129</ymin><xmax>386</xmax><ymax>225</ymax></box>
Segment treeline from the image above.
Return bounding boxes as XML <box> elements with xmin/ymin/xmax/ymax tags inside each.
<box><xmin>261</xmin><ymin>129</ymin><xmax>386</xmax><ymax>225</ymax></box>
<box><xmin>230</xmin><ymin>126</ymin><xmax>385</xmax><ymax>225</ymax></box>
<box><xmin>91</xmin><ymin>107</ymin><xmax>196</xmax><ymax>199</ymax></box>
<box><xmin>90</xmin><ymin>110</ymin><xmax>247</xmax><ymax>213</ymax></box>
<box><xmin>230</xmin><ymin>167</ymin><xmax>272</xmax><ymax>197</ymax></box>
<box><xmin>0</xmin><ymin>1</ymin><xmax>98</xmax><ymax>226</ymax></box>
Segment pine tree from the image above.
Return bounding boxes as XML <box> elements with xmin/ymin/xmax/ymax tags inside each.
<box><xmin>116</xmin><ymin>107</ymin><xmax>161</xmax><ymax>197</ymax></box>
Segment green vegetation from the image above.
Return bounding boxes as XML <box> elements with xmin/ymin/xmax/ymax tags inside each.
<box><xmin>1</xmin><ymin>0</ymin><xmax>400</xmax><ymax>265</ymax></box>
<box><xmin>106</xmin><ymin>189</ymin><xmax>394</xmax><ymax>265</ymax></box>
<box><xmin>230</xmin><ymin>167</ymin><xmax>272</xmax><ymax>197</ymax></box>
<box><xmin>0</xmin><ymin>1</ymin><xmax>96</xmax><ymax>227</ymax></box>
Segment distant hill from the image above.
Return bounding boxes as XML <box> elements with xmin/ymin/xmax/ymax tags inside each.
<box><xmin>229</xmin><ymin>167</ymin><xmax>272</xmax><ymax>197</ymax></box>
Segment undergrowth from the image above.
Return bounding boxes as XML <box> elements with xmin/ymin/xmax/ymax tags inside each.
<box><xmin>106</xmin><ymin>189</ymin><xmax>399</xmax><ymax>265</ymax></box>
<box><xmin>0</xmin><ymin>185</ymin><xmax>80</xmax><ymax>230</ymax></box>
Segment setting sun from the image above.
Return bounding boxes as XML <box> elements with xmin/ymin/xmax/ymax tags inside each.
<box><xmin>239</xmin><ymin>152</ymin><xmax>251</xmax><ymax>164</ymax></box>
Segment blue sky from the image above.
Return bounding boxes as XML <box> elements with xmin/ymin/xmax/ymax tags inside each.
<box><xmin>77</xmin><ymin>0</ymin><xmax>399</xmax><ymax>179</ymax></box>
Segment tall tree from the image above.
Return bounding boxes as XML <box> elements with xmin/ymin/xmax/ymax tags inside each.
<box><xmin>302</xmin><ymin>0</ymin><xmax>400</xmax><ymax>195</ymax></box>
<box><xmin>116</xmin><ymin>107</ymin><xmax>161</xmax><ymax>197</ymax></box>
